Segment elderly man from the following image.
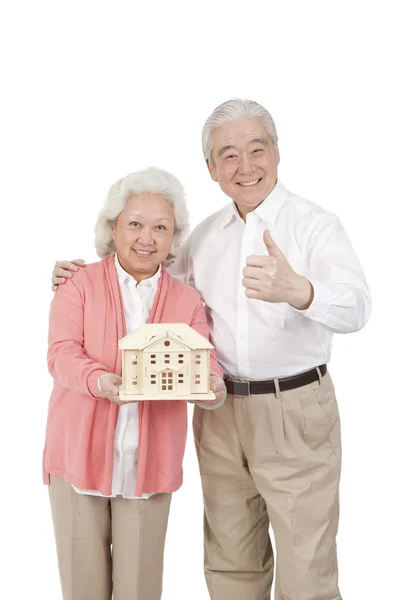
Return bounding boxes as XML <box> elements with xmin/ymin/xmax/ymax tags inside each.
<box><xmin>52</xmin><ymin>99</ymin><xmax>371</xmax><ymax>600</ymax></box>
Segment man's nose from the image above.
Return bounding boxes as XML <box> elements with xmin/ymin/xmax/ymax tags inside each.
<box><xmin>239</xmin><ymin>152</ymin><xmax>254</xmax><ymax>173</ymax></box>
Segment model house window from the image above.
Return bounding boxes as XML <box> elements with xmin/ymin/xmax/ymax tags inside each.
<box><xmin>196</xmin><ymin>354</ymin><xmax>201</xmax><ymax>364</ymax></box>
<box><xmin>195</xmin><ymin>374</ymin><xmax>201</xmax><ymax>385</ymax></box>
<box><xmin>164</xmin><ymin>354</ymin><xmax>170</xmax><ymax>364</ymax></box>
<box><xmin>132</xmin><ymin>354</ymin><xmax>138</xmax><ymax>365</ymax></box>
<box><xmin>161</xmin><ymin>371</ymin><xmax>173</xmax><ymax>391</ymax></box>
<box><xmin>150</xmin><ymin>353</ymin><xmax>156</xmax><ymax>364</ymax></box>
<box><xmin>178</xmin><ymin>373</ymin><xmax>184</xmax><ymax>384</ymax></box>
<box><xmin>164</xmin><ymin>340</ymin><xmax>170</xmax><ymax>347</ymax></box>
<box><xmin>178</xmin><ymin>353</ymin><xmax>184</xmax><ymax>364</ymax></box>
<box><xmin>132</xmin><ymin>375</ymin><xmax>138</xmax><ymax>386</ymax></box>
<box><xmin>151</xmin><ymin>374</ymin><xmax>156</xmax><ymax>385</ymax></box>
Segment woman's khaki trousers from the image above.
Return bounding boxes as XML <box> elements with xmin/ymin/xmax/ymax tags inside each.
<box><xmin>48</xmin><ymin>475</ymin><xmax>171</xmax><ymax>600</ymax></box>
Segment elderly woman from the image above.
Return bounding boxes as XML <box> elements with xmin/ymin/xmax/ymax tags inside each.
<box><xmin>43</xmin><ymin>167</ymin><xmax>226</xmax><ymax>600</ymax></box>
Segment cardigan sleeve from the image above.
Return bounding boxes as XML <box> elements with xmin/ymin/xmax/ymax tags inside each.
<box><xmin>47</xmin><ymin>278</ymin><xmax>109</xmax><ymax>398</ymax></box>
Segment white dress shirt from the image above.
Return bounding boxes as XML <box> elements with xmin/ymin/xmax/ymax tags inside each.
<box><xmin>73</xmin><ymin>255</ymin><xmax>161</xmax><ymax>499</ymax></box>
<box><xmin>168</xmin><ymin>180</ymin><xmax>371</xmax><ymax>379</ymax></box>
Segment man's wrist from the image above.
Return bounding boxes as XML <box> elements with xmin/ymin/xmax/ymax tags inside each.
<box><xmin>288</xmin><ymin>276</ymin><xmax>314</xmax><ymax>310</ymax></box>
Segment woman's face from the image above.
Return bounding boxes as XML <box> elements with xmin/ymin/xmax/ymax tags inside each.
<box><xmin>112</xmin><ymin>193</ymin><xmax>175</xmax><ymax>282</ymax></box>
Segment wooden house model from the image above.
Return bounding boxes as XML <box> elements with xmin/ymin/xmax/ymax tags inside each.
<box><xmin>118</xmin><ymin>323</ymin><xmax>216</xmax><ymax>401</ymax></box>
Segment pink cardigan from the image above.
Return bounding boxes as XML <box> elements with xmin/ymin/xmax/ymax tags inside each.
<box><xmin>43</xmin><ymin>256</ymin><xmax>222</xmax><ymax>496</ymax></box>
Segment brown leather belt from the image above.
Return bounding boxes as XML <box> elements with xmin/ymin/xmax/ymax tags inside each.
<box><xmin>224</xmin><ymin>364</ymin><xmax>327</xmax><ymax>397</ymax></box>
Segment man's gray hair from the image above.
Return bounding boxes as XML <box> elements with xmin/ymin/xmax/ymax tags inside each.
<box><xmin>94</xmin><ymin>167</ymin><xmax>189</xmax><ymax>260</ymax></box>
<box><xmin>202</xmin><ymin>98</ymin><xmax>278</xmax><ymax>163</ymax></box>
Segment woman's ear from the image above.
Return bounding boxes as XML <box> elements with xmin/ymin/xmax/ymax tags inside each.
<box><xmin>163</xmin><ymin>256</ymin><xmax>174</xmax><ymax>267</ymax></box>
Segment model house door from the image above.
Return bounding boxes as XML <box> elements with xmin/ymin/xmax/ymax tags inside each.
<box><xmin>160</xmin><ymin>369</ymin><xmax>175</xmax><ymax>393</ymax></box>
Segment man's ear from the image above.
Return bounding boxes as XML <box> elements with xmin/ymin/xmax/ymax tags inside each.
<box><xmin>206</xmin><ymin>159</ymin><xmax>218</xmax><ymax>182</ymax></box>
<box><xmin>274</xmin><ymin>144</ymin><xmax>281</xmax><ymax>166</ymax></box>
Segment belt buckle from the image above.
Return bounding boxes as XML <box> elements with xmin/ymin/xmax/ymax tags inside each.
<box><xmin>233</xmin><ymin>379</ymin><xmax>250</xmax><ymax>397</ymax></box>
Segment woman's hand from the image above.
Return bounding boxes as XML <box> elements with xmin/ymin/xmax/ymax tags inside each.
<box><xmin>98</xmin><ymin>373</ymin><xmax>126</xmax><ymax>405</ymax></box>
<box><xmin>187</xmin><ymin>376</ymin><xmax>226</xmax><ymax>408</ymax></box>
<box><xmin>209</xmin><ymin>376</ymin><xmax>227</xmax><ymax>406</ymax></box>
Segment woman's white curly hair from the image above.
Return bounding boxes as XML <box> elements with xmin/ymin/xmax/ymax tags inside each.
<box><xmin>94</xmin><ymin>167</ymin><xmax>189</xmax><ymax>261</ymax></box>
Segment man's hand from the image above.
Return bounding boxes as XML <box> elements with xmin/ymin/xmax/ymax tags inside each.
<box><xmin>52</xmin><ymin>259</ymin><xmax>86</xmax><ymax>291</ymax></box>
<box><xmin>98</xmin><ymin>373</ymin><xmax>129</xmax><ymax>405</ymax></box>
<box><xmin>242</xmin><ymin>230</ymin><xmax>314</xmax><ymax>310</ymax></box>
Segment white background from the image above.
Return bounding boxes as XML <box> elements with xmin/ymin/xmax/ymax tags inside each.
<box><xmin>1</xmin><ymin>1</ymin><xmax>399</xmax><ymax>598</ymax></box>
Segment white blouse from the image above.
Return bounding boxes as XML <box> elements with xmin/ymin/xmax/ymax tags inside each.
<box><xmin>73</xmin><ymin>254</ymin><xmax>160</xmax><ymax>499</ymax></box>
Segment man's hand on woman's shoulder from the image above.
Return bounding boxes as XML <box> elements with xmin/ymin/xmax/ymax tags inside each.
<box><xmin>52</xmin><ymin>259</ymin><xmax>86</xmax><ymax>291</ymax></box>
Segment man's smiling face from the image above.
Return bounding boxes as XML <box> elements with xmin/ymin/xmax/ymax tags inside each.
<box><xmin>207</xmin><ymin>117</ymin><xmax>280</xmax><ymax>218</ymax></box>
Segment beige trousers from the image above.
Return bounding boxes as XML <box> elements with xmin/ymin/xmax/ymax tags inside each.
<box><xmin>48</xmin><ymin>475</ymin><xmax>171</xmax><ymax>600</ymax></box>
<box><xmin>194</xmin><ymin>371</ymin><xmax>342</xmax><ymax>600</ymax></box>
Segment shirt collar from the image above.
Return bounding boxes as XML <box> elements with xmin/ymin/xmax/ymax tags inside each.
<box><xmin>114</xmin><ymin>253</ymin><xmax>161</xmax><ymax>292</ymax></box>
<box><xmin>220</xmin><ymin>202</ymin><xmax>242</xmax><ymax>228</ymax></box>
<box><xmin>253</xmin><ymin>180</ymin><xmax>288</xmax><ymax>225</ymax></box>
<box><xmin>221</xmin><ymin>179</ymin><xmax>288</xmax><ymax>228</ymax></box>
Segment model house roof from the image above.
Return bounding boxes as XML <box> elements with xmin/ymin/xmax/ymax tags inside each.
<box><xmin>118</xmin><ymin>323</ymin><xmax>213</xmax><ymax>351</ymax></box>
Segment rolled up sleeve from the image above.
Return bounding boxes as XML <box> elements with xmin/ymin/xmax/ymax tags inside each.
<box><xmin>295</xmin><ymin>214</ymin><xmax>372</xmax><ymax>333</ymax></box>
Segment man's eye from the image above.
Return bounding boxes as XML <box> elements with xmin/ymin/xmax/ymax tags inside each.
<box><xmin>129</xmin><ymin>221</ymin><xmax>140</xmax><ymax>227</ymax></box>
<box><xmin>225</xmin><ymin>154</ymin><xmax>236</xmax><ymax>160</ymax></box>
<box><xmin>156</xmin><ymin>225</ymin><xmax>167</xmax><ymax>231</ymax></box>
<box><xmin>253</xmin><ymin>148</ymin><xmax>263</xmax><ymax>154</ymax></box>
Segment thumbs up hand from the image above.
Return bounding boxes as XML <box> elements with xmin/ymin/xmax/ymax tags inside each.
<box><xmin>262</xmin><ymin>229</ymin><xmax>285</xmax><ymax>258</ymax></box>
<box><xmin>242</xmin><ymin>229</ymin><xmax>314</xmax><ymax>309</ymax></box>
